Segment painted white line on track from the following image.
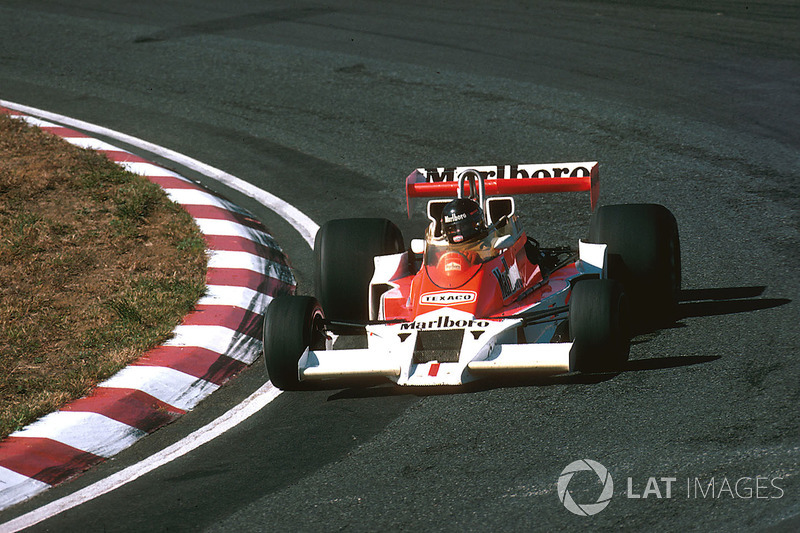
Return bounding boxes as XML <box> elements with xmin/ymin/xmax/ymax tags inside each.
<box><xmin>0</xmin><ymin>99</ymin><xmax>320</xmax><ymax>248</ymax></box>
<box><xmin>0</xmin><ymin>100</ymin><xmax>318</xmax><ymax>531</ymax></box>
<box><xmin>0</xmin><ymin>382</ymin><xmax>283</xmax><ymax>533</ymax></box>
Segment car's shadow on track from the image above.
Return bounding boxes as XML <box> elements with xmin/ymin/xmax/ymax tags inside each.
<box><xmin>325</xmin><ymin>354</ymin><xmax>722</xmax><ymax>400</ymax></box>
<box><xmin>630</xmin><ymin>285</ymin><xmax>790</xmax><ymax>341</ymax></box>
<box><xmin>630</xmin><ymin>285</ymin><xmax>790</xmax><ymax>338</ymax></box>
<box><xmin>676</xmin><ymin>285</ymin><xmax>790</xmax><ymax>319</ymax></box>
<box><xmin>323</xmin><ymin>286</ymin><xmax>790</xmax><ymax>400</ymax></box>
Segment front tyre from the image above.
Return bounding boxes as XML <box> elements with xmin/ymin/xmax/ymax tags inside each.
<box><xmin>263</xmin><ymin>295</ymin><xmax>326</xmax><ymax>390</ymax></box>
<box><xmin>569</xmin><ymin>279</ymin><xmax>630</xmax><ymax>372</ymax></box>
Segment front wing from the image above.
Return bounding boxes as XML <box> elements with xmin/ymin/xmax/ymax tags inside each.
<box><xmin>298</xmin><ymin>307</ymin><xmax>572</xmax><ymax>386</ymax></box>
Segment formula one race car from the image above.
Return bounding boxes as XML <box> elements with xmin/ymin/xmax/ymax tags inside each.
<box><xmin>263</xmin><ymin>162</ymin><xmax>680</xmax><ymax>389</ymax></box>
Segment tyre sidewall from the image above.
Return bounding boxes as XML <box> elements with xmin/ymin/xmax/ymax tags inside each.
<box><xmin>262</xmin><ymin>295</ymin><xmax>324</xmax><ymax>390</ymax></box>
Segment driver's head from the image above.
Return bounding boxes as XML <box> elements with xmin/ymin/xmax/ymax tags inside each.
<box><xmin>441</xmin><ymin>198</ymin><xmax>487</xmax><ymax>244</ymax></box>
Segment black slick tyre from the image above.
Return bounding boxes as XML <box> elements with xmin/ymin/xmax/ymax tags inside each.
<box><xmin>314</xmin><ymin>218</ymin><xmax>404</xmax><ymax>322</ymax></box>
<box><xmin>262</xmin><ymin>295</ymin><xmax>326</xmax><ymax>390</ymax></box>
<box><xmin>569</xmin><ymin>279</ymin><xmax>630</xmax><ymax>372</ymax></box>
<box><xmin>589</xmin><ymin>203</ymin><xmax>681</xmax><ymax>327</ymax></box>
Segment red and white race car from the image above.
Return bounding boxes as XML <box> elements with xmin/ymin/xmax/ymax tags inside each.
<box><xmin>263</xmin><ymin>162</ymin><xmax>680</xmax><ymax>389</ymax></box>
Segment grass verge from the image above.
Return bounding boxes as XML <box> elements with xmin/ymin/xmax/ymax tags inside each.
<box><xmin>0</xmin><ymin>113</ymin><xmax>207</xmax><ymax>439</ymax></box>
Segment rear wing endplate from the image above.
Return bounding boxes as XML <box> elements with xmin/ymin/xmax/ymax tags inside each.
<box><xmin>405</xmin><ymin>162</ymin><xmax>599</xmax><ymax>216</ymax></box>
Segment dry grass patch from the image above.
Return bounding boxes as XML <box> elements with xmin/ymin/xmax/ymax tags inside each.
<box><xmin>0</xmin><ymin>113</ymin><xmax>207</xmax><ymax>438</ymax></box>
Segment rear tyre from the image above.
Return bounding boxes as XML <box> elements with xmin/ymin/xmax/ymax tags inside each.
<box><xmin>314</xmin><ymin>218</ymin><xmax>405</xmax><ymax>322</ymax></box>
<box><xmin>263</xmin><ymin>295</ymin><xmax>326</xmax><ymax>390</ymax></box>
<box><xmin>589</xmin><ymin>203</ymin><xmax>681</xmax><ymax>327</ymax></box>
<box><xmin>569</xmin><ymin>279</ymin><xmax>629</xmax><ymax>372</ymax></box>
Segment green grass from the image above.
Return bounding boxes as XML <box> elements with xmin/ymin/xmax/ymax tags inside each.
<box><xmin>0</xmin><ymin>113</ymin><xmax>208</xmax><ymax>438</ymax></box>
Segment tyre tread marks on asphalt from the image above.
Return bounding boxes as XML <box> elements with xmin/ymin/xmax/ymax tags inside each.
<box><xmin>0</xmin><ymin>106</ymin><xmax>295</xmax><ymax>510</ymax></box>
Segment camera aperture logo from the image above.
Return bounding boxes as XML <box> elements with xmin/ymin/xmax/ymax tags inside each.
<box><xmin>558</xmin><ymin>459</ymin><xmax>614</xmax><ymax>516</ymax></box>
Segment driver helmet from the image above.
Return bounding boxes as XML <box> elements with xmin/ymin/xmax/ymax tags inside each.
<box><xmin>441</xmin><ymin>198</ymin><xmax>488</xmax><ymax>244</ymax></box>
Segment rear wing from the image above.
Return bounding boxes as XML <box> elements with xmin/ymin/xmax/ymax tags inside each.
<box><xmin>405</xmin><ymin>162</ymin><xmax>599</xmax><ymax>216</ymax></box>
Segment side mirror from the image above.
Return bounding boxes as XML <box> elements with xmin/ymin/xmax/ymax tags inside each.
<box><xmin>410</xmin><ymin>239</ymin><xmax>425</xmax><ymax>255</ymax></box>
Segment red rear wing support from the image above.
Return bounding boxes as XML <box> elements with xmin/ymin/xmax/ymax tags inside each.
<box><xmin>406</xmin><ymin>162</ymin><xmax>599</xmax><ymax>217</ymax></box>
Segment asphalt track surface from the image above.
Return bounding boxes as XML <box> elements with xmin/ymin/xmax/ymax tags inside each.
<box><xmin>1</xmin><ymin>1</ymin><xmax>798</xmax><ymax>531</ymax></box>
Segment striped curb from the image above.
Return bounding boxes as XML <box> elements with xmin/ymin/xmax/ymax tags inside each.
<box><xmin>0</xmin><ymin>107</ymin><xmax>295</xmax><ymax>510</ymax></box>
